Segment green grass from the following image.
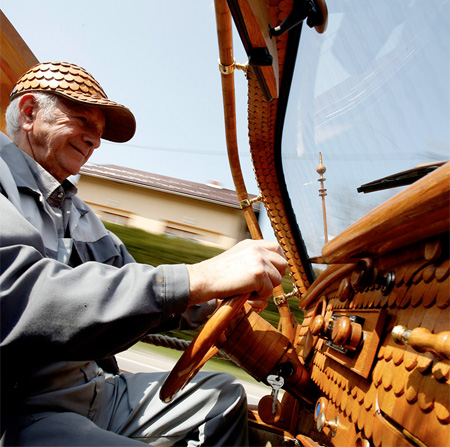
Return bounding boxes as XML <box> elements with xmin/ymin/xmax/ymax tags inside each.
<box><xmin>104</xmin><ymin>222</ymin><xmax>223</xmax><ymax>266</ymax></box>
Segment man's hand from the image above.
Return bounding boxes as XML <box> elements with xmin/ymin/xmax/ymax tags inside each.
<box><xmin>186</xmin><ymin>239</ymin><xmax>288</xmax><ymax>311</ymax></box>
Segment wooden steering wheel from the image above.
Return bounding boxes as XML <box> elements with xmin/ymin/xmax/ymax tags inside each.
<box><xmin>159</xmin><ymin>293</ymin><xmax>250</xmax><ymax>403</ymax></box>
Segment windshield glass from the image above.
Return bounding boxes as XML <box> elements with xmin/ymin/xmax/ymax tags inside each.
<box><xmin>282</xmin><ymin>1</ymin><xmax>449</xmax><ymax>260</ymax></box>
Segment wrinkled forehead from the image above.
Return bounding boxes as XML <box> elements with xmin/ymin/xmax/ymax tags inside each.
<box><xmin>57</xmin><ymin>96</ymin><xmax>106</xmax><ymax>126</ymax></box>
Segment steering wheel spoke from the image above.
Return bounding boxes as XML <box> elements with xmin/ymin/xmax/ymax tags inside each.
<box><xmin>159</xmin><ymin>293</ymin><xmax>250</xmax><ymax>403</ymax></box>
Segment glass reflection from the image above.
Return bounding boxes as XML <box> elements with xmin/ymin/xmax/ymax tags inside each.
<box><xmin>282</xmin><ymin>1</ymin><xmax>450</xmax><ymax>259</ymax></box>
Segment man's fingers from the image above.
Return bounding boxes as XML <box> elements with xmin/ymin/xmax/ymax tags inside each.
<box><xmin>248</xmin><ymin>299</ymin><xmax>268</xmax><ymax>313</ymax></box>
<box><xmin>264</xmin><ymin>249</ymin><xmax>288</xmax><ymax>277</ymax></box>
<box><xmin>239</xmin><ymin>240</ymin><xmax>287</xmax><ymax>300</ymax></box>
<box><xmin>187</xmin><ymin>239</ymin><xmax>288</xmax><ymax>306</ymax></box>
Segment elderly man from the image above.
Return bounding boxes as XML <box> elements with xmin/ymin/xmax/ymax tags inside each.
<box><xmin>0</xmin><ymin>62</ymin><xmax>287</xmax><ymax>446</ymax></box>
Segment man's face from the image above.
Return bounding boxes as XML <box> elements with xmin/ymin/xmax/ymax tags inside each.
<box><xmin>28</xmin><ymin>98</ymin><xmax>106</xmax><ymax>182</ymax></box>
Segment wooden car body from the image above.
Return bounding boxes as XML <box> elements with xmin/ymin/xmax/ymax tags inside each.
<box><xmin>210</xmin><ymin>1</ymin><xmax>450</xmax><ymax>446</ymax></box>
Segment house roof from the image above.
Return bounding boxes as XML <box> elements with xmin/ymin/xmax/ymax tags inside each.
<box><xmin>80</xmin><ymin>164</ymin><xmax>259</xmax><ymax>210</ymax></box>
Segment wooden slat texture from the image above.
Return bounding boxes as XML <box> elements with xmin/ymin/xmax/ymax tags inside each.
<box><xmin>0</xmin><ymin>11</ymin><xmax>38</xmax><ymax>134</ymax></box>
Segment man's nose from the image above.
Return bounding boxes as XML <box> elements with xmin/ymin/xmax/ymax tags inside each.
<box><xmin>83</xmin><ymin>130</ymin><xmax>102</xmax><ymax>150</ymax></box>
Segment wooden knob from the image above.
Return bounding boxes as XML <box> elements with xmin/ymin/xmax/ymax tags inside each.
<box><xmin>258</xmin><ymin>395</ymin><xmax>281</xmax><ymax>424</ymax></box>
<box><xmin>392</xmin><ymin>325</ymin><xmax>450</xmax><ymax>360</ymax></box>
<box><xmin>310</xmin><ymin>315</ymin><xmax>325</xmax><ymax>335</ymax></box>
<box><xmin>351</xmin><ymin>258</ymin><xmax>377</xmax><ymax>291</ymax></box>
<box><xmin>332</xmin><ymin>317</ymin><xmax>352</xmax><ymax>345</ymax></box>
<box><xmin>346</xmin><ymin>321</ymin><xmax>363</xmax><ymax>351</ymax></box>
<box><xmin>314</xmin><ymin>397</ymin><xmax>328</xmax><ymax>421</ymax></box>
<box><xmin>316</xmin><ymin>412</ymin><xmax>339</xmax><ymax>437</ymax></box>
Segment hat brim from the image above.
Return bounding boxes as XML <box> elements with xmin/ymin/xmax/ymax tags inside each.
<box><xmin>97</xmin><ymin>103</ymin><xmax>136</xmax><ymax>143</ymax></box>
<box><xmin>48</xmin><ymin>91</ymin><xmax>137</xmax><ymax>143</ymax></box>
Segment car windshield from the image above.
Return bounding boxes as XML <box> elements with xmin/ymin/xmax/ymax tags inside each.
<box><xmin>281</xmin><ymin>1</ymin><xmax>449</xmax><ymax>262</ymax></box>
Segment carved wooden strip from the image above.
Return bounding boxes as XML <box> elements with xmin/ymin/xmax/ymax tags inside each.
<box><xmin>335</xmin><ymin>386</ymin><xmax>343</xmax><ymax>409</ymax></box>
<box><xmin>399</xmin><ymin>306</ymin><xmax>415</xmax><ymax>329</ymax></box>
<box><xmin>384</xmin><ymin>342</ymin><xmax>394</xmax><ymax>362</ymax></box>
<box><xmin>397</xmin><ymin>285</ymin><xmax>411</xmax><ymax>308</ymax></box>
<box><xmin>392</xmin><ymin>331</ymin><xmax>410</xmax><ymax>369</ymax></box>
<box><xmin>343</xmin><ymin>388</ymin><xmax>352</xmax><ymax>417</ymax></box>
<box><xmin>372</xmin><ymin>360</ymin><xmax>383</xmax><ymax>388</ymax></box>
<box><xmin>404</xmin><ymin>260</ymin><xmax>426</xmax><ymax>285</ymax></box>
<box><xmin>340</xmin><ymin>386</ymin><xmax>349</xmax><ymax>413</ymax></box>
<box><xmin>409</xmin><ymin>283</ymin><xmax>425</xmax><ymax>307</ymax></box>
<box><xmin>436</xmin><ymin>276</ymin><xmax>449</xmax><ymax>308</ymax></box>
<box><xmin>364</xmin><ymin>385</ymin><xmax>376</xmax><ymax>411</ymax></box>
<box><xmin>417</xmin><ymin>377</ymin><xmax>436</xmax><ymax>412</ymax></box>
<box><xmin>422</xmin><ymin>280</ymin><xmax>438</xmax><ymax>308</ymax></box>
<box><xmin>416</xmin><ymin>352</ymin><xmax>434</xmax><ymax>374</ymax></box>
<box><xmin>434</xmin><ymin>386</ymin><xmax>450</xmax><ymax>423</ymax></box>
<box><xmin>379</xmin><ymin>291</ymin><xmax>390</xmax><ymax>308</ymax></box>
<box><xmin>385</xmin><ymin>289</ymin><xmax>398</xmax><ymax>309</ymax></box>
<box><xmin>392</xmin><ymin>370</ymin><xmax>405</xmax><ymax>397</ymax></box>
<box><xmin>350</xmin><ymin>394</ymin><xmax>360</xmax><ymax>423</ymax></box>
<box><xmin>423</xmin><ymin>264</ymin><xmax>436</xmax><ymax>283</ymax></box>
<box><xmin>239</xmin><ymin>0</ymin><xmax>280</xmax><ymax>98</ymax></box>
<box><xmin>436</xmin><ymin>259</ymin><xmax>450</xmax><ymax>282</ymax></box>
<box><xmin>363</xmin><ymin>408</ymin><xmax>374</xmax><ymax>441</ymax></box>
<box><xmin>434</xmin><ymin>304</ymin><xmax>450</xmax><ymax>334</ymax></box>
<box><xmin>432</xmin><ymin>361</ymin><xmax>450</xmax><ymax>383</ymax></box>
<box><xmin>406</xmin><ymin>306</ymin><xmax>425</xmax><ymax>331</ymax></box>
<box><xmin>350</xmin><ymin>379</ymin><xmax>359</xmax><ymax>398</ymax></box>
<box><xmin>377</xmin><ymin>344</ymin><xmax>386</xmax><ymax>360</ymax></box>
<box><xmin>382</xmin><ymin>361</ymin><xmax>394</xmax><ymax>391</ymax></box>
<box><xmin>403</xmin><ymin>346</ymin><xmax>418</xmax><ymax>372</ymax></box>
<box><xmin>250</xmin><ymin>325</ymin><xmax>286</xmax><ymax>367</ymax></box>
<box><xmin>405</xmin><ymin>370</ymin><xmax>421</xmax><ymax>404</ymax></box>
<box><xmin>356</xmin><ymin>403</ymin><xmax>366</xmax><ymax>431</ymax></box>
<box><xmin>357</xmin><ymin>380</ymin><xmax>369</xmax><ymax>404</ymax></box>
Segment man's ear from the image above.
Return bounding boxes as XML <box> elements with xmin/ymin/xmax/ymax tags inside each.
<box><xmin>18</xmin><ymin>94</ymin><xmax>37</xmax><ymax>132</ymax></box>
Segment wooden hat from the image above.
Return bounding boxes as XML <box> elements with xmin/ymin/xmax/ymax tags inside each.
<box><xmin>10</xmin><ymin>61</ymin><xmax>136</xmax><ymax>143</ymax></box>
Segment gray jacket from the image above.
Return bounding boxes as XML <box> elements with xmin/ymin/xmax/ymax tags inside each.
<box><xmin>0</xmin><ymin>139</ymin><xmax>211</xmax><ymax>430</ymax></box>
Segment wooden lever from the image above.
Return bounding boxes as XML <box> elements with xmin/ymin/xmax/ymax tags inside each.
<box><xmin>392</xmin><ymin>325</ymin><xmax>450</xmax><ymax>360</ymax></box>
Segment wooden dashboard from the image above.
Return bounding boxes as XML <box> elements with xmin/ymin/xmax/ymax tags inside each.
<box><xmin>220</xmin><ymin>1</ymin><xmax>449</xmax><ymax>445</ymax></box>
<box><xmin>284</xmin><ymin>164</ymin><xmax>449</xmax><ymax>446</ymax></box>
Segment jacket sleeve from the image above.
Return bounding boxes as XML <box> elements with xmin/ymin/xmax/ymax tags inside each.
<box><xmin>0</xmin><ymin>193</ymin><xmax>190</xmax><ymax>363</ymax></box>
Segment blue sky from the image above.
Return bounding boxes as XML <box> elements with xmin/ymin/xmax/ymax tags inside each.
<box><xmin>2</xmin><ymin>1</ymin><xmax>258</xmax><ymax>193</ymax></box>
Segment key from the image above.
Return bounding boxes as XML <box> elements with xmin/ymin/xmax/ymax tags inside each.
<box><xmin>267</xmin><ymin>374</ymin><xmax>284</xmax><ymax>414</ymax></box>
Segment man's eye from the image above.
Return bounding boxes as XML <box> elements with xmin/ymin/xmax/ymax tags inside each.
<box><xmin>77</xmin><ymin>116</ymin><xmax>88</xmax><ymax>124</ymax></box>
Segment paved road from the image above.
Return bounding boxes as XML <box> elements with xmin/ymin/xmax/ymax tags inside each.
<box><xmin>116</xmin><ymin>345</ymin><xmax>274</xmax><ymax>405</ymax></box>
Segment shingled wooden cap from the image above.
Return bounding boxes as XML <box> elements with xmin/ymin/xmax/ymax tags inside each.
<box><xmin>10</xmin><ymin>62</ymin><xmax>136</xmax><ymax>143</ymax></box>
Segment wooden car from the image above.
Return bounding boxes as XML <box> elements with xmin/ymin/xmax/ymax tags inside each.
<box><xmin>160</xmin><ymin>1</ymin><xmax>450</xmax><ymax>446</ymax></box>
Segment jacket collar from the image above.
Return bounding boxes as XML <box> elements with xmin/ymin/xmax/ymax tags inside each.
<box><xmin>0</xmin><ymin>139</ymin><xmax>41</xmax><ymax>195</ymax></box>
<box><xmin>0</xmin><ymin>136</ymin><xmax>88</xmax><ymax>217</ymax></box>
